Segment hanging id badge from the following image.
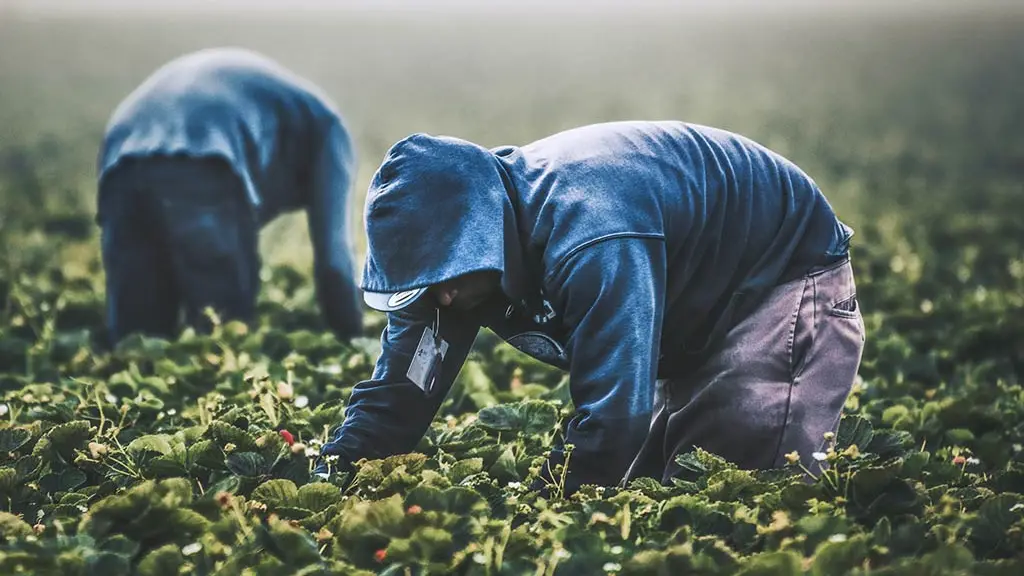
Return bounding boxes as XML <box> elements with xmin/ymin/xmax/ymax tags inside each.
<box><xmin>406</xmin><ymin>307</ymin><xmax>449</xmax><ymax>394</ymax></box>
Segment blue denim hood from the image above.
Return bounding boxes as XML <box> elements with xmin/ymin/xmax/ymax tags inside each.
<box><xmin>361</xmin><ymin>133</ymin><xmax>532</xmax><ymax>305</ymax></box>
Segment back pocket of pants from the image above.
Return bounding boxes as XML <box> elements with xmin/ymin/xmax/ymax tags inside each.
<box><xmin>829</xmin><ymin>294</ymin><xmax>860</xmax><ymax>319</ymax></box>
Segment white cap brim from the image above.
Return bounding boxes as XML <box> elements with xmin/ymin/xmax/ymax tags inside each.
<box><xmin>363</xmin><ymin>287</ymin><xmax>429</xmax><ymax>312</ymax></box>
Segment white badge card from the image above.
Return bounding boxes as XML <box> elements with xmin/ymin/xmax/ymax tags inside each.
<box><xmin>407</xmin><ymin>325</ymin><xmax>449</xmax><ymax>393</ymax></box>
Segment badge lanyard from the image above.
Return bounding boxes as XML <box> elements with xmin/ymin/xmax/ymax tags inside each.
<box><xmin>406</xmin><ymin>307</ymin><xmax>449</xmax><ymax>394</ymax></box>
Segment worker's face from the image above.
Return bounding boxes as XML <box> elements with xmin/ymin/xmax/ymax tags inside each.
<box><xmin>429</xmin><ymin>271</ymin><xmax>501</xmax><ymax>311</ymax></box>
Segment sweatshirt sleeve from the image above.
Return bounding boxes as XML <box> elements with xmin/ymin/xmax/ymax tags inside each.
<box><xmin>319</xmin><ymin>296</ymin><xmax>481</xmax><ymax>469</ymax></box>
<box><xmin>306</xmin><ymin>118</ymin><xmax>364</xmax><ymax>341</ymax></box>
<box><xmin>540</xmin><ymin>236</ymin><xmax>666</xmax><ymax>493</ymax></box>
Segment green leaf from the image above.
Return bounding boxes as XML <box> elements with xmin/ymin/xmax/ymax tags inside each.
<box><xmin>161</xmin><ymin>477</ymin><xmax>195</xmax><ymax>503</ymax></box>
<box><xmin>451</xmin><ymin>360</ymin><xmax>499</xmax><ymax>411</ymax></box>
<box><xmin>512</xmin><ymin>383</ymin><xmax>550</xmax><ymax>399</ymax></box>
<box><xmin>225</xmin><ymin>452</ymin><xmax>267</xmax><ymax>477</ymax></box>
<box><xmin>86</xmin><ymin>551</ymin><xmax>132</xmax><ymax>576</ymax></box>
<box><xmin>344</xmin><ymin>452</ymin><xmax>427</xmax><ymax>495</ymax></box>
<box><xmin>137</xmin><ymin>376</ymin><xmax>170</xmax><ymax>395</ymax></box>
<box><xmin>187</xmin><ymin>440</ymin><xmax>224</xmax><ymax>469</ymax></box>
<box><xmin>660</xmin><ymin>494</ymin><xmax>733</xmax><ymax>536</ymax></box>
<box><xmin>207</xmin><ymin>421</ymin><xmax>258</xmax><ymax>452</ymax></box>
<box><xmin>888</xmin><ymin>516</ymin><xmax>926</xmax><ymax>557</ymax></box>
<box><xmin>862</xmin><ymin>479</ymin><xmax>921</xmax><ymax>519</ymax></box>
<box><xmin>795</xmin><ymin>515</ymin><xmax>855</xmax><ymax>549</ymax></box>
<box><xmin>50</xmin><ymin>503</ymin><xmax>89</xmax><ymax>521</ymax></box>
<box><xmin>704</xmin><ymin>469</ymin><xmax>770</xmax><ymax>502</ymax></box>
<box><xmin>252</xmin><ymin>479</ymin><xmax>299</xmax><ymax>508</ymax></box>
<box><xmin>127</xmin><ymin>434</ymin><xmax>175</xmax><ymax>456</ymax></box>
<box><xmin>694</xmin><ymin>448</ymin><xmax>734</xmax><ymax>475</ymax></box>
<box><xmin>945</xmin><ymin>428</ymin><xmax>976</xmax><ymax>444</ymax></box>
<box><xmin>674</xmin><ymin>451</ymin><xmax>710</xmax><ymax>479</ymax></box>
<box><xmin>147</xmin><ymin>453</ymin><xmax>189</xmax><ymax>479</ymax></box>
<box><xmin>851</xmin><ymin>458</ymin><xmax>904</xmax><ymax>499</ymax></box>
<box><xmin>166</xmin><ymin>508</ymin><xmax>211</xmax><ymax>535</ymax></box>
<box><xmin>60</xmin><ymin>491</ymin><xmax>89</xmax><ymax>506</ymax></box>
<box><xmin>272</xmin><ymin>506</ymin><xmax>314</xmax><ymax>520</ymax></box>
<box><xmin>136</xmin><ymin>544</ymin><xmax>186</xmax><ymax>576</ymax></box>
<box><xmin>518</xmin><ymin>400</ymin><xmax>559</xmax><ymax>435</ymax></box>
<box><xmin>476</xmin><ymin>400</ymin><xmax>558</xmax><ymax>436</ymax></box>
<box><xmin>100</xmin><ymin>534</ymin><xmax>141</xmax><ymax>557</ymax></box>
<box><xmin>901</xmin><ymin>451</ymin><xmax>930</xmax><ymax>479</ymax></box>
<box><xmin>0</xmin><ymin>427</ymin><xmax>33</xmax><ymax>452</ymax></box>
<box><xmin>262</xmin><ymin>516</ymin><xmax>324</xmax><ymax>566</ymax></box>
<box><xmin>37</xmin><ymin>420</ymin><xmax>91</xmax><ymax>460</ymax></box>
<box><xmin>80</xmin><ymin>478</ymin><xmax>200</xmax><ymax>542</ymax></box>
<box><xmin>0</xmin><ymin>468</ymin><xmax>17</xmax><ymax>494</ymax></box>
<box><xmin>107</xmin><ymin>372</ymin><xmax>138</xmax><ymax>399</ymax></box>
<box><xmin>396</xmin><ymin>526</ymin><xmax>456</xmax><ymax>565</ymax></box>
<box><xmin>330</xmin><ymin>494</ymin><xmax>406</xmax><ymax>564</ymax></box>
<box><xmin>448</xmin><ymin>458</ymin><xmax>484</xmax><ymax>484</ymax></box>
<box><xmin>56</xmin><ymin>467</ymin><xmax>87</xmax><ymax>492</ymax></box>
<box><xmin>441</xmin><ymin>487</ymin><xmax>489</xmax><ymax>516</ymax></box>
<box><xmin>780</xmin><ymin>482</ymin><xmax>822</xmax><ymax>511</ymax></box>
<box><xmin>893</xmin><ymin>543</ymin><xmax>976</xmax><ymax>574</ymax></box>
<box><xmin>133</xmin><ymin>394</ymin><xmax>165</xmax><ymax>414</ymax></box>
<box><xmin>810</xmin><ymin>534</ymin><xmax>870</xmax><ymax>576</ymax></box>
<box><xmin>736</xmin><ymin>551</ymin><xmax>802</xmax><ymax>575</ymax></box>
<box><xmin>299</xmin><ymin>502</ymin><xmax>346</xmax><ymax>532</ymax></box>
<box><xmin>476</xmin><ymin>404</ymin><xmax>519</xmax><ymax>432</ymax></box>
<box><xmin>380</xmin><ymin>453</ymin><xmax>428</xmax><ymax>476</ymax></box>
<box><xmin>969</xmin><ymin>494</ymin><xmax>1024</xmax><ymax>553</ymax></box>
<box><xmin>403</xmin><ymin>485</ymin><xmax>488</xmax><ymax>517</ymax></box>
<box><xmin>881</xmin><ymin>405</ymin><xmax>912</xmax><ymax>427</ymax></box>
<box><xmin>295</xmin><ymin>482</ymin><xmax>343</xmax><ymax>511</ymax></box>
<box><xmin>836</xmin><ymin>415</ymin><xmax>873</xmax><ymax>451</ymax></box>
<box><xmin>14</xmin><ymin>455</ymin><xmax>42</xmax><ymax>481</ymax></box>
<box><xmin>488</xmin><ymin>447</ymin><xmax>519</xmax><ymax>483</ymax></box>
<box><xmin>625</xmin><ymin>476</ymin><xmax>679</xmax><ymax>500</ymax></box>
<box><xmin>178</xmin><ymin>425</ymin><xmax>209</xmax><ymax>444</ymax></box>
<box><xmin>308</xmin><ymin>402</ymin><xmax>346</xmax><ymax>433</ymax></box>
<box><xmin>273</xmin><ymin>456</ymin><xmax>311</xmax><ymax>486</ymax></box>
<box><xmin>204</xmin><ymin>475</ymin><xmax>241</xmax><ymax>498</ymax></box>
<box><xmin>0</xmin><ymin>511</ymin><xmax>34</xmax><ymax>540</ymax></box>
<box><xmin>866</xmin><ymin>429</ymin><xmax>913</xmax><ymax>459</ymax></box>
<box><xmin>872</xmin><ymin>517</ymin><xmax>892</xmax><ymax>547</ymax></box>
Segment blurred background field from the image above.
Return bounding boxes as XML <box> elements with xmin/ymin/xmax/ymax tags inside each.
<box><xmin>2</xmin><ymin>0</ymin><xmax>1021</xmax><ymax>275</ymax></box>
<box><xmin>1</xmin><ymin>0</ymin><xmax>1023</xmax><ymax>373</ymax></box>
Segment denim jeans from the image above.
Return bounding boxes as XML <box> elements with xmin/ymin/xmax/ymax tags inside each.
<box><xmin>622</xmin><ymin>256</ymin><xmax>866</xmax><ymax>484</ymax></box>
<box><xmin>98</xmin><ymin>155</ymin><xmax>260</xmax><ymax>347</ymax></box>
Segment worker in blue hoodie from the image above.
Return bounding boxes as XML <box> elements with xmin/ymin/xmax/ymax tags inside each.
<box><xmin>316</xmin><ymin>121</ymin><xmax>866</xmax><ymax>494</ymax></box>
<box><xmin>96</xmin><ymin>47</ymin><xmax>362</xmax><ymax>346</ymax></box>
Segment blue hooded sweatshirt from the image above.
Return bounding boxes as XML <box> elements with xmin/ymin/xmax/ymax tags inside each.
<box><xmin>321</xmin><ymin>121</ymin><xmax>852</xmax><ymax>491</ymax></box>
<box><xmin>97</xmin><ymin>47</ymin><xmax>362</xmax><ymax>339</ymax></box>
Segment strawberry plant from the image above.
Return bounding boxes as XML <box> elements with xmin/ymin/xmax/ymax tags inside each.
<box><xmin>0</xmin><ymin>231</ymin><xmax>1022</xmax><ymax>574</ymax></box>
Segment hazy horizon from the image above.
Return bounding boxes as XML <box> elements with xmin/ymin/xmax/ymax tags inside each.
<box><xmin>5</xmin><ymin>0</ymin><xmax>1021</xmax><ymax>17</ymax></box>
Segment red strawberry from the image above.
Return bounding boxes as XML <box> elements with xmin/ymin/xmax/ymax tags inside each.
<box><xmin>374</xmin><ymin>549</ymin><xmax>387</xmax><ymax>563</ymax></box>
<box><xmin>279</xmin><ymin>429</ymin><xmax>295</xmax><ymax>446</ymax></box>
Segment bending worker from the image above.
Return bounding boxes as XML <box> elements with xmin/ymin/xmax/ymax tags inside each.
<box><xmin>317</xmin><ymin>121</ymin><xmax>865</xmax><ymax>493</ymax></box>
<box><xmin>96</xmin><ymin>47</ymin><xmax>362</xmax><ymax>346</ymax></box>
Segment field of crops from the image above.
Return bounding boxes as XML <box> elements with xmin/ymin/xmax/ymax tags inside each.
<box><xmin>1</xmin><ymin>4</ymin><xmax>1024</xmax><ymax>575</ymax></box>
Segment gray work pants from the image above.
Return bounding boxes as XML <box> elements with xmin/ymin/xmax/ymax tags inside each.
<box><xmin>623</xmin><ymin>257</ymin><xmax>866</xmax><ymax>484</ymax></box>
